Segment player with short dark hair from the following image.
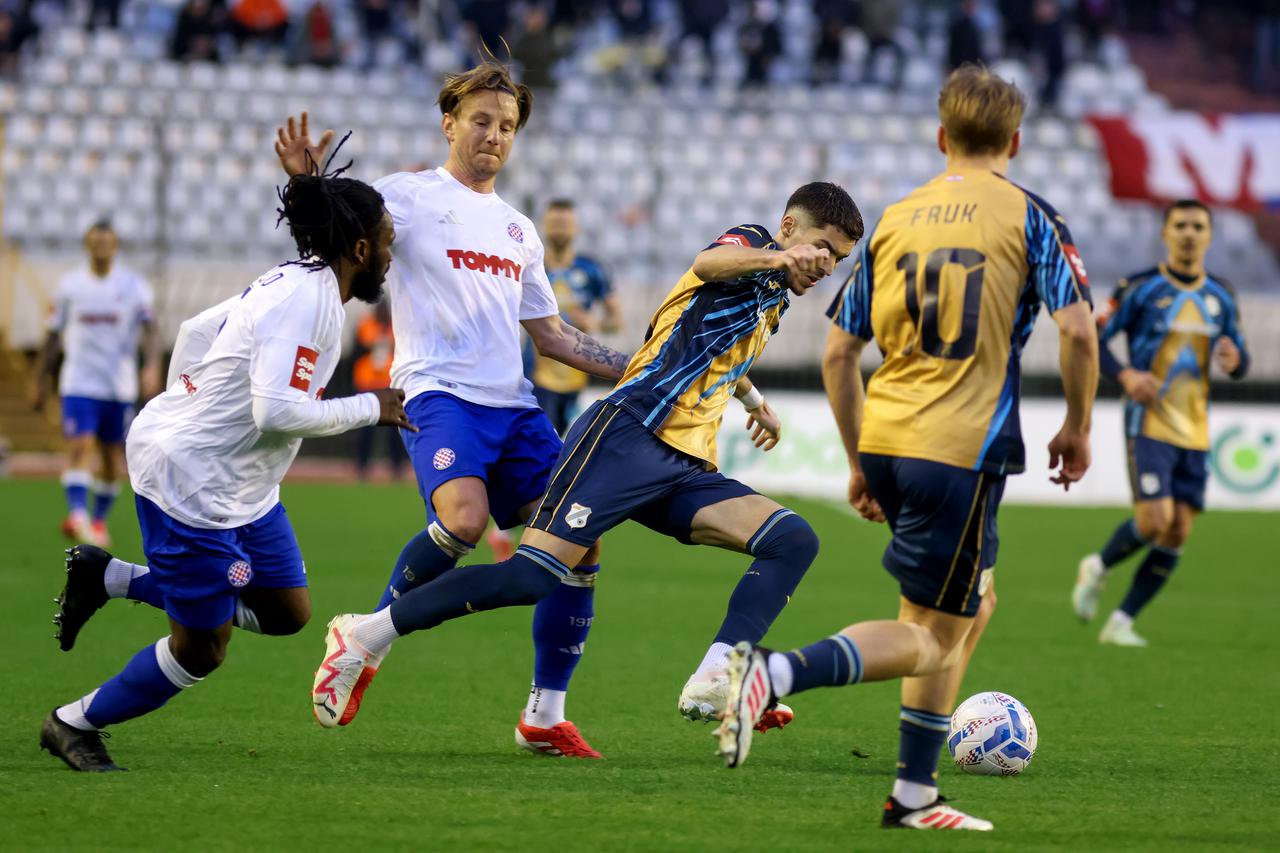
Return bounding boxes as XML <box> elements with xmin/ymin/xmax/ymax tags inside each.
<box><xmin>41</xmin><ymin>157</ymin><xmax>411</xmax><ymax>772</ymax></box>
<box><xmin>1072</xmin><ymin>198</ymin><xmax>1250</xmax><ymax>646</ymax></box>
<box><xmin>311</xmin><ymin>182</ymin><xmax>864</xmax><ymax>741</ymax></box>
<box><xmin>714</xmin><ymin>65</ymin><xmax>1099</xmax><ymax>832</ymax></box>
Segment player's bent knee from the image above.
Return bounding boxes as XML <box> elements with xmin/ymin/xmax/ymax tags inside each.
<box><xmin>579</xmin><ymin>540</ymin><xmax>602</xmax><ymax>566</ymax></box>
<box><xmin>751</xmin><ymin>511</ymin><xmax>819</xmax><ymax>567</ymax></box>
<box><xmin>435</xmin><ymin>507</ymin><xmax>488</xmax><ymax>545</ymax></box>
<box><xmin>171</xmin><ymin>635</ymin><xmax>230</xmax><ymax>678</ymax></box>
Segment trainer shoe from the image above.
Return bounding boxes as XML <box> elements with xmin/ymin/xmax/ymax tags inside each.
<box><xmin>679</xmin><ymin>676</ymin><xmax>795</xmax><ymax>733</ymax></box>
<box><xmin>881</xmin><ymin>796</ymin><xmax>993</xmax><ymax>831</ymax></box>
<box><xmin>1072</xmin><ymin>553</ymin><xmax>1107</xmax><ymax>622</ymax></box>
<box><xmin>312</xmin><ymin>614</ymin><xmax>374</xmax><ymax>728</ymax></box>
<box><xmin>88</xmin><ymin>520</ymin><xmax>111</xmax><ymax>548</ymax></box>
<box><xmin>486</xmin><ymin>527</ymin><xmax>514</xmax><ymax>561</ymax></box>
<box><xmin>341</xmin><ymin>646</ymin><xmax>389</xmax><ymax>727</ymax></box>
<box><xmin>60</xmin><ymin>513</ymin><xmax>91</xmax><ymax>542</ymax></box>
<box><xmin>54</xmin><ymin>545</ymin><xmax>112</xmax><ymax>652</ymax></box>
<box><xmin>514</xmin><ymin>711</ymin><xmax>602</xmax><ymax>758</ymax></box>
<box><xmin>39</xmin><ymin>710</ymin><xmax>126</xmax><ymax>772</ymax></box>
<box><xmin>716</xmin><ymin>642</ymin><xmax>774</xmax><ymax>768</ymax></box>
<box><xmin>1099</xmin><ymin>613</ymin><xmax>1148</xmax><ymax>647</ymax></box>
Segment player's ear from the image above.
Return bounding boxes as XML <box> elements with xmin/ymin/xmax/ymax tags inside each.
<box><xmin>353</xmin><ymin>236</ymin><xmax>371</xmax><ymax>266</ymax></box>
<box><xmin>1008</xmin><ymin>129</ymin><xmax>1021</xmax><ymax>160</ymax></box>
<box><xmin>441</xmin><ymin>111</ymin><xmax>455</xmax><ymax>143</ymax></box>
<box><xmin>937</xmin><ymin>126</ymin><xmax>947</xmax><ymax>156</ymax></box>
<box><xmin>779</xmin><ymin>213</ymin><xmax>796</xmax><ymax>240</ymax></box>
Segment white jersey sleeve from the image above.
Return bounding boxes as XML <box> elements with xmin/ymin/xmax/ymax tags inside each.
<box><xmin>518</xmin><ymin>236</ymin><xmax>559</xmax><ymax>321</ymax></box>
<box><xmin>248</xmin><ymin>283</ymin><xmax>330</xmax><ymax>403</ymax></box>
<box><xmin>167</xmin><ymin>295</ymin><xmax>238</xmax><ymax>387</ymax></box>
<box><xmin>373</xmin><ymin>172</ymin><xmax>418</xmax><ymax>230</ymax></box>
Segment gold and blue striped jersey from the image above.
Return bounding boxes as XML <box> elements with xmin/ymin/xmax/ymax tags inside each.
<box><xmin>606</xmin><ymin>225</ymin><xmax>788</xmax><ymax>468</ymax></box>
<box><xmin>829</xmin><ymin>168</ymin><xmax>1091</xmax><ymax>475</ymax></box>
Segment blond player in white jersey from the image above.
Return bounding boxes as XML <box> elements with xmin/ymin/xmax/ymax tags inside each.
<box><xmin>32</xmin><ymin>220</ymin><xmax>162</xmax><ymax>547</ymax></box>
<box><xmin>41</xmin><ymin>170</ymin><xmax>411</xmax><ymax>773</ymax></box>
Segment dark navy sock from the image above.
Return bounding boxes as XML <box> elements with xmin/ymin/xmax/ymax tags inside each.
<box><xmin>781</xmin><ymin>633</ymin><xmax>863</xmax><ymax>695</ymax></box>
<box><xmin>897</xmin><ymin>706</ymin><xmax>951</xmax><ymax>786</ymax></box>
<box><xmin>713</xmin><ymin>510</ymin><xmax>818</xmax><ymax>645</ymax></box>
<box><xmin>1118</xmin><ymin>545</ymin><xmax>1180</xmax><ymax>618</ymax></box>
<box><xmin>531</xmin><ymin>564</ymin><xmax>598</xmax><ymax>691</ymax></box>
<box><xmin>375</xmin><ymin>520</ymin><xmax>474</xmax><ymax>611</ymax></box>
<box><xmin>1099</xmin><ymin>518</ymin><xmax>1149</xmax><ymax>568</ymax></box>
<box><xmin>78</xmin><ymin>638</ymin><xmax>199</xmax><ymax>728</ymax></box>
<box><xmin>388</xmin><ymin>546</ymin><xmax>564</xmax><ymax>635</ymax></box>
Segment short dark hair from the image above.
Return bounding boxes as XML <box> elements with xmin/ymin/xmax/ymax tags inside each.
<box><xmin>546</xmin><ymin>198</ymin><xmax>575</xmax><ymax>211</ymax></box>
<box><xmin>784</xmin><ymin>182</ymin><xmax>864</xmax><ymax>242</ymax></box>
<box><xmin>277</xmin><ymin>174</ymin><xmax>385</xmax><ymax>267</ymax></box>
<box><xmin>1163</xmin><ymin>198</ymin><xmax>1212</xmax><ymax>225</ymax></box>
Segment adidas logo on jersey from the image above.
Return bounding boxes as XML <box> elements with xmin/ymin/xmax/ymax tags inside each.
<box><xmin>446</xmin><ymin>249</ymin><xmax>523</xmax><ymax>280</ymax></box>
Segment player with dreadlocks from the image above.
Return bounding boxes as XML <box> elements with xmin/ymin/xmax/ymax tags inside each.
<box><xmin>41</xmin><ymin>145</ymin><xmax>411</xmax><ymax>772</ymax></box>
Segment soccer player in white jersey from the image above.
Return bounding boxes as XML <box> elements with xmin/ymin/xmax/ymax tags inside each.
<box><xmin>40</xmin><ymin>169</ymin><xmax>410</xmax><ymax>772</ymax></box>
<box><xmin>32</xmin><ymin>220</ymin><xmax>162</xmax><ymax>548</ymax></box>
<box><xmin>275</xmin><ymin>64</ymin><xmax>634</xmax><ymax>757</ymax></box>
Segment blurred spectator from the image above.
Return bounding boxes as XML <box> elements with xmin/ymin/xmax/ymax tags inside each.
<box><xmin>739</xmin><ymin>0</ymin><xmax>781</xmax><ymax>89</ymax></box>
<box><xmin>296</xmin><ymin>0</ymin><xmax>340</xmax><ymax>67</ymax></box>
<box><xmin>861</xmin><ymin>0</ymin><xmax>904</xmax><ymax>89</ymax></box>
<box><xmin>352</xmin><ymin>302</ymin><xmax>407</xmax><ymax>482</ymax></box>
<box><xmin>1033</xmin><ymin>0</ymin><xmax>1065</xmax><ymax>109</ymax></box>
<box><xmin>811</xmin><ymin>0</ymin><xmax>855</xmax><ymax>85</ymax></box>
<box><xmin>999</xmin><ymin>0</ymin><xmax>1035</xmax><ymax>57</ymax></box>
<box><xmin>171</xmin><ymin>0</ymin><xmax>225</xmax><ymax>63</ymax></box>
<box><xmin>357</xmin><ymin>0</ymin><xmax>393</xmax><ymax>67</ymax></box>
<box><xmin>672</xmin><ymin>0</ymin><xmax>728</xmax><ymax>85</ymax></box>
<box><xmin>595</xmin><ymin>0</ymin><xmax>663</xmax><ymax>86</ymax></box>
<box><xmin>229</xmin><ymin>0</ymin><xmax>289</xmax><ymax>53</ymax></box>
<box><xmin>948</xmin><ymin>0</ymin><xmax>984</xmax><ymax>71</ymax></box>
<box><xmin>459</xmin><ymin>0</ymin><xmax>509</xmax><ymax>59</ymax></box>
<box><xmin>512</xmin><ymin>3</ymin><xmax>561</xmax><ymax>90</ymax></box>
<box><xmin>1076</xmin><ymin>0</ymin><xmax>1111</xmax><ymax>61</ymax></box>
<box><xmin>1255</xmin><ymin>0</ymin><xmax>1280</xmax><ymax>92</ymax></box>
<box><xmin>0</xmin><ymin>2</ymin><xmax>39</xmax><ymax>77</ymax></box>
<box><xmin>86</xmin><ymin>0</ymin><xmax>122</xmax><ymax>31</ymax></box>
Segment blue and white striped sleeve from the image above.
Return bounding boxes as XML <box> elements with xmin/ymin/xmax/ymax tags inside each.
<box><xmin>825</xmin><ymin>231</ymin><xmax>875</xmax><ymax>341</ymax></box>
<box><xmin>1024</xmin><ymin>195</ymin><xmax>1092</xmax><ymax>314</ymax></box>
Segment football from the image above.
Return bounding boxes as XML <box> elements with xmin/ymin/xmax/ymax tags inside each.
<box><xmin>947</xmin><ymin>691</ymin><xmax>1038</xmax><ymax>776</ymax></box>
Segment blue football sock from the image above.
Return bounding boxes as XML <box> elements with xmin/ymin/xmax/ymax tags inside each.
<box><xmin>388</xmin><ymin>546</ymin><xmax>564</xmax><ymax>635</ymax></box>
<box><xmin>781</xmin><ymin>633</ymin><xmax>864</xmax><ymax>695</ymax></box>
<box><xmin>375</xmin><ymin>519</ymin><xmax>474</xmax><ymax>611</ymax></box>
<box><xmin>57</xmin><ymin>637</ymin><xmax>201</xmax><ymax>730</ymax></box>
<box><xmin>712</xmin><ymin>510</ymin><xmax>818</xmax><ymax>646</ymax></box>
<box><xmin>62</xmin><ymin>469</ymin><xmax>90</xmax><ymax>515</ymax></box>
<box><xmin>91</xmin><ymin>480</ymin><xmax>120</xmax><ymax>522</ymax></box>
<box><xmin>531</xmin><ymin>563</ymin><xmax>598</xmax><ymax>691</ymax></box>
<box><xmin>127</xmin><ymin>571</ymin><xmax>165</xmax><ymax>609</ymax></box>
<box><xmin>1118</xmin><ymin>545</ymin><xmax>1179</xmax><ymax>618</ymax></box>
<box><xmin>1099</xmin><ymin>518</ymin><xmax>1149</xmax><ymax>568</ymax></box>
<box><xmin>897</xmin><ymin>706</ymin><xmax>951</xmax><ymax>786</ymax></box>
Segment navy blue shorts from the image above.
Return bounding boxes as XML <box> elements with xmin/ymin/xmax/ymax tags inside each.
<box><xmin>61</xmin><ymin>395</ymin><xmax>132</xmax><ymax>444</ymax></box>
<box><xmin>401</xmin><ymin>392</ymin><xmax>563</xmax><ymax>530</ymax></box>
<box><xmin>861</xmin><ymin>453</ymin><xmax>1006</xmax><ymax>617</ymax></box>
<box><xmin>135</xmin><ymin>496</ymin><xmax>307</xmax><ymax>630</ymax></box>
<box><xmin>527</xmin><ymin>400</ymin><xmax>756</xmax><ymax>546</ymax></box>
<box><xmin>532</xmin><ymin>386</ymin><xmax>580</xmax><ymax>436</ymax></box>
<box><xmin>1128</xmin><ymin>436</ymin><xmax>1208</xmax><ymax>511</ymax></box>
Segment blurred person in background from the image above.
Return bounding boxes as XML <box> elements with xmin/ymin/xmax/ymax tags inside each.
<box><xmin>948</xmin><ymin>0</ymin><xmax>985</xmax><ymax>71</ymax></box>
<box><xmin>1033</xmin><ymin>0</ymin><xmax>1065</xmax><ymax>110</ymax></box>
<box><xmin>739</xmin><ymin>0</ymin><xmax>782</xmax><ymax>89</ymax></box>
<box><xmin>670</xmin><ymin>0</ymin><xmax>728</xmax><ymax>86</ymax></box>
<box><xmin>230</xmin><ymin>0</ymin><xmax>289</xmax><ymax>54</ymax></box>
<box><xmin>459</xmin><ymin>0</ymin><xmax>509</xmax><ymax>60</ymax></box>
<box><xmin>860</xmin><ymin>0</ymin><xmax>904</xmax><ymax>89</ymax></box>
<box><xmin>0</xmin><ymin>1</ymin><xmax>39</xmax><ymax>77</ymax></box>
<box><xmin>31</xmin><ymin>220</ymin><xmax>162</xmax><ymax>548</ymax></box>
<box><xmin>512</xmin><ymin>3</ymin><xmax>562</xmax><ymax>90</ymax></box>
<box><xmin>1076</xmin><ymin>0</ymin><xmax>1112</xmax><ymax>62</ymax></box>
<box><xmin>811</xmin><ymin>0</ymin><xmax>854</xmax><ymax>86</ymax></box>
<box><xmin>352</xmin><ymin>300</ymin><xmax>407</xmax><ymax>480</ymax></box>
<box><xmin>170</xmin><ymin>0</ymin><xmax>226</xmax><ymax>63</ymax></box>
<box><xmin>294</xmin><ymin>0</ymin><xmax>340</xmax><ymax>68</ymax></box>
<box><xmin>86</xmin><ymin>0</ymin><xmax>122</xmax><ymax>31</ymax></box>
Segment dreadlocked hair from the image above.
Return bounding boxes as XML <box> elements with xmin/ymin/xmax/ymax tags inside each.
<box><xmin>275</xmin><ymin>131</ymin><xmax>385</xmax><ymax>269</ymax></box>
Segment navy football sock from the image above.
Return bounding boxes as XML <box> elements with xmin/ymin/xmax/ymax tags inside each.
<box><xmin>57</xmin><ymin>637</ymin><xmax>201</xmax><ymax>730</ymax></box>
<box><xmin>712</xmin><ymin>510</ymin><xmax>818</xmax><ymax>646</ymax></box>
<box><xmin>780</xmin><ymin>633</ymin><xmax>864</xmax><ymax>695</ymax></box>
<box><xmin>531</xmin><ymin>563</ymin><xmax>598</xmax><ymax>691</ymax></box>
<box><xmin>388</xmin><ymin>546</ymin><xmax>564</xmax><ymax>635</ymax></box>
<box><xmin>1099</xmin><ymin>518</ymin><xmax>1149</xmax><ymax>569</ymax></box>
<box><xmin>897</xmin><ymin>706</ymin><xmax>951</xmax><ymax>786</ymax></box>
<box><xmin>1118</xmin><ymin>545</ymin><xmax>1179</xmax><ymax>618</ymax></box>
<box><xmin>375</xmin><ymin>519</ymin><xmax>474</xmax><ymax>611</ymax></box>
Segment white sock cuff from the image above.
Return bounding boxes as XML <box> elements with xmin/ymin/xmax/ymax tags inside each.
<box><xmin>428</xmin><ymin>520</ymin><xmax>475</xmax><ymax>560</ymax></box>
<box><xmin>693</xmin><ymin>641</ymin><xmax>734</xmax><ymax>677</ymax></box>
<box><xmin>234</xmin><ymin>599</ymin><xmax>263</xmax><ymax>634</ymax></box>
<box><xmin>61</xmin><ymin>469</ymin><xmax>91</xmax><ymax>487</ymax></box>
<box><xmin>561</xmin><ymin>569</ymin><xmax>597</xmax><ymax>589</ymax></box>
<box><xmin>155</xmin><ymin>637</ymin><xmax>202</xmax><ymax>688</ymax></box>
<box><xmin>104</xmin><ymin>558</ymin><xmax>146</xmax><ymax>599</ymax></box>
<box><xmin>90</xmin><ymin>479</ymin><xmax>122</xmax><ymax>496</ymax></box>
<box><xmin>55</xmin><ymin>690</ymin><xmax>100</xmax><ymax>731</ymax></box>
<box><xmin>353</xmin><ymin>609</ymin><xmax>400</xmax><ymax>654</ymax></box>
<box><xmin>767</xmin><ymin>652</ymin><xmax>795</xmax><ymax>698</ymax></box>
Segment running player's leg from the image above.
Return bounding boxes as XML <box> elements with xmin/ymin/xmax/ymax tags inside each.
<box><xmin>87</xmin><ymin>402</ymin><xmax>129</xmax><ymax>546</ymax></box>
<box><xmin>231</xmin><ymin>502</ymin><xmax>312</xmax><ymax>636</ymax></box>
<box><xmin>58</xmin><ymin>396</ymin><xmax>98</xmax><ymax>540</ymax></box>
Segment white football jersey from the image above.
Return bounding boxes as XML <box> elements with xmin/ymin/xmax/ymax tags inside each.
<box><xmin>48</xmin><ymin>264</ymin><xmax>153</xmax><ymax>402</ymax></box>
<box><xmin>166</xmin><ymin>295</ymin><xmax>239</xmax><ymax>388</ymax></box>
<box><xmin>374</xmin><ymin>168</ymin><xmax>558</xmax><ymax>409</ymax></box>
<box><xmin>128</xmin><ymin>264</ymin><xmax>351</xmax><ymax>529</ymax></box>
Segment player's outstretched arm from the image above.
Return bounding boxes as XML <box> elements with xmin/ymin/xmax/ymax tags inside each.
<box><xmin>1048</xmin><ymin>301</ymin><xmax>1099</xmax><ymax>490</ymax></box>
<box><xmin>822</xmin><ymin>325</ymin><xmax>883</xmax><ymax>522</ymax></box>
<box><xmin>29</xmin><ymin>330</ymin><xmax>59</xmax><ymax>411</ymax></box>
<box><xmin>275</xmin><ymin>112</ymin><xmax>335</xmax><ymax>177</ymax></box>
<box><xmin>692</xmin><ymin>244</ymin><xmax>832</xmax><ymax>295</ymax></box>
<box><xmin>521</xmin><ymin>314</ymin><xmax>631</xmax><ymax>380</ymax></box>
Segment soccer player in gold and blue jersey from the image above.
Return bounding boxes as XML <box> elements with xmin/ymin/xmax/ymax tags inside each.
<box><xmin>716</xmin><ymin>66</ymin><xmax>1100</xmax><ymax>831</ymax></box>
<box><xmin>1073</xmin><ymin>199</ymin><xmax>1250</xmax><ymax>647</ymax></box>
<box><xmin>314</xmin><ymin>183</ymin><xmax>864</xmax><ymax>750</ymax></box>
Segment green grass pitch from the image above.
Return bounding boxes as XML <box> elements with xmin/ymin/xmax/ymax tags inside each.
<box><xmin>1</xmin><ymin>478</ymin><xmax>1277</xmax><ymax>851</ymax></box>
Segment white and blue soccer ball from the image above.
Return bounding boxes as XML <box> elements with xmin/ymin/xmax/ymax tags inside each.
<box><xmin>947</xmin><ymin>691</ymin><xmax>1038</xmax><ymax>776</ymax></box>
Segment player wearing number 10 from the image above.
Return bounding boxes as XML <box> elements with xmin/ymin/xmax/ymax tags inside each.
<box><xmin>715</xmin><ymin>66</ymin><xmax>1099</xmax><ymax>832</ymax></box>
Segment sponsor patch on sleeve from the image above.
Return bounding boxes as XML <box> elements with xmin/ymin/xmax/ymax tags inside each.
<box><xmin>1063</xmin><ymin>244</ymin><xmax>1089</xmax><ymax>286</ymax></box>
<box><xmin>289</xmin><ymin>346</ymin><xmax>319</xmax><ymax>392</ymax></box>
<box><xmin>715</xmin><ymin>232</ymin><xmax>750</xmax><ymax>247</ymax></box>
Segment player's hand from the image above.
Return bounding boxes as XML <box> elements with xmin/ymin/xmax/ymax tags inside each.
<box><xmin>373</xmin><ymin>387</ymin><xmax>416</xmax><ymax>432</ymax></box>
<box><xmin>745</xmin><ymin>401</ymin><xmax>781</xmax><ymax>451</ymax></box>
<box><xmin>275</xmin><ymin>112</ymin><xmax>334</xmax><ymax>177</ymax></box>
<box><xmin>776</xmin><ymin>245</ymin><xmax>834</xmax><ymax>295</ymax></box>
<box><xmin>140</xmin><ymin>364</ymin><xmax>162</xmax><ymax>400</ymax></box>
<box><xmin>1119</xmin><ymin>368</ymin><xmax>1159</xmax><ymax>406</ymax></box>
<box><xmin>1048</xmin><ymin>426</ymin><xmax>1091</xmax><ymax>491</ymax></box>
<box><xmin>848</xmin><ymin>468</ymin><xmax>885</xmax><ymax>523</ymax></box>
<box><xmin>1213</xmin><ymin>337</ymin><xmax>1241</xmax><ymax>375</ymax></box>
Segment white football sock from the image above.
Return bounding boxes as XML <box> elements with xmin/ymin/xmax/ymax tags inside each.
<box><xmin>766</xmin><ymin>652</ymin><xmax>795</xmax><ymax>698</ymax></box>
<box><xmin>56</xmin><ymin>689</ymin><xmax>100</xmax><ymax>731</ymax></box>
<box><xmin>104</xmin><ymin>558</ymin><xmax>147</xmax><ymax>599</ymax></box>
<box><xmin>524</xmin><ymin>683</ymin><xmax>567</xmax><ymax>728</ymax></box>
<box><xmin>1107</xmin><ymin>610</ymin><xmax>1133</xmax><ymax>629</ymax></box>
<box><xmin>693</xmin><ymin>642</ymin><xmax>734</xmax><ymax>679</ymax></box>
<box><xmin>893</xmin><ymin>779</ymin><xmax>938</xmax><ymax>810</ymax></box>
<box><xmin>351</xmin><ymin>609</ymin><xmax>399</xmax><ymax>655</ymax></box>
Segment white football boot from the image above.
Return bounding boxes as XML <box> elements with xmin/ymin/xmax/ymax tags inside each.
<box><xmin>1072</xmin><ymin>553</ymin><xmax>1107</xmax><ymax>622</ymax></box>
<box><xmin>1098</xmin><ymin>612</ymin><xmax>1148</xmax><ymax>647</ymax></box>
<box><xmin>312</xmin><ymin>614</ymin><xmax>375</xmax><ymax>727</ymax></box>
<box><xmin>715</xmin><ymin>642</ymin><xmax>774</xmax><ymax>768</ymax></box>
<box><xmin>882</xmin><ymin>797</ymin><xmax>994</xmax><ymax>831</ymax></box>
<box><xmin>680</xmin><ymin>675</ymin><xmax>794</xmax><ymax>731</ymax></box>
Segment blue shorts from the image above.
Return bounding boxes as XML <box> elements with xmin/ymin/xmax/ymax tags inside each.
<box><xmin>527</xmin><ymin>400</ymin><xmax>756</xmax><ymax>546</ymax></box>
<box><xmin>401</xmin><ymin>392</ymin><xmax>563</xmax><ymax>530</ymax></box>
<box><xmin>861</xmin><ymin>453</ymin><xmax>1006</xmax><ymax>617</ymax></box>
<box><xmin>1128</xmin><ymin>436</ymin><xmax>1208</xmax><ymax>511</ymax></box>
<box><xmin>61</xmin><ymin>396</ymin><xmax>132</xmax><ymax>444</ymax></box>
<box><xmin>135</xmin><ymin>496</ymin><xmax>307</xmax><ymax>630</ymax></box>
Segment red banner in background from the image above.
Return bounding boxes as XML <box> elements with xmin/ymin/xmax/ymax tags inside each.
<box><xmin>1087</xmin><ymin>114</ymin><xmax>1280</xmax><ymax>210</ymax></box>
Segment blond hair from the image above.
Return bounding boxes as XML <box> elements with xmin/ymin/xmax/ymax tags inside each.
<box><xmin>438</xmin><ymin>62</ymin><xmax>534</xmax><ymax>132</ymax></box>
<box><xmin>938</xmin><ymin>65</ymin><xmax>1026</xmax><ymax>156</ymax></box>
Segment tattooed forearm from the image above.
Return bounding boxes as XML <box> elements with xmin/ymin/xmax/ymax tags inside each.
<box><xmin>570</xmin><ymin>328</ymin><xmax>631</xmax><ymax>379</ymax></box>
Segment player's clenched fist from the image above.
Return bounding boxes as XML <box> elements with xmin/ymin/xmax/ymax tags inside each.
<box><xmin>373</xmin><ymin>387</ymin><xmax>416</xmax><ymax>432</ymax></box>
<box><xmin>775</xmin><ymin>244</ymin><xmax>834</xmax><ymax>294</ymax></box>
